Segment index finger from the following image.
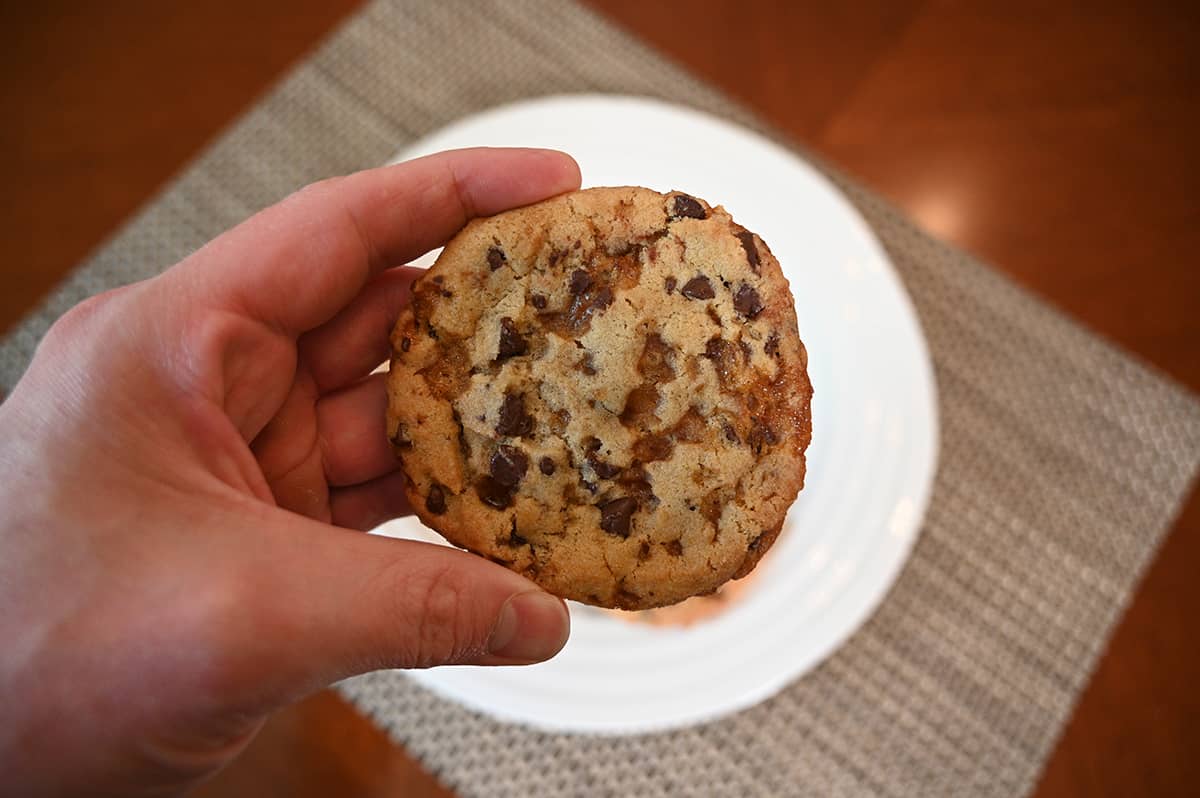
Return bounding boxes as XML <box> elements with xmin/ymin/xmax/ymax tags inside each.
<box><xmin>169</xmin><ymin>147</ymin><xmax>581</xmax><ymax>335</ymax></box>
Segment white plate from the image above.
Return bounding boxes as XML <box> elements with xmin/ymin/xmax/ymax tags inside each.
<box><xmin>372</xmin><ymin>95</ymin><xmax>938</xmax><ymax>734</ymax></box>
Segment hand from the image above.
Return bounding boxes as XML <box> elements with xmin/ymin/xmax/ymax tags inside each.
<box><xmin>0</xmin><ymin>148</ymin><xmax>579</xmax><ymax>796</ymax></box>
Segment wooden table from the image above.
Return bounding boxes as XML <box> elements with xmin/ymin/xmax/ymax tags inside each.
<box><xmin>4</xmin><ymin>2</ymin><xmax>1197</xmax><ymax>795</ymax></box>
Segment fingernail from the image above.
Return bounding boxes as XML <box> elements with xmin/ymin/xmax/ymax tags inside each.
<box><xmin>488</xmin><ymin>591</ymin><xmax>570</xmax><ymax>662</ymax></box>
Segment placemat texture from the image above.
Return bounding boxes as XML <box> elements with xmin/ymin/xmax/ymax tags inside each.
<box><xmin>5</xmin><ymin>1</ymin><xmax>1199</xmax><ymax>795</ymax></box>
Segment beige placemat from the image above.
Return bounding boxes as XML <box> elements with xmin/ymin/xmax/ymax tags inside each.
<box><xmin>5</xmin><ymin>1</ymin><xmax>1199</xmax><ymax>795</ymax></box>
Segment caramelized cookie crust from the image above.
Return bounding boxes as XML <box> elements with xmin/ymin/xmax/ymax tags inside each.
<box><xmin>387</xmin><ymin>187</ymin><xmax>812</xmax><ymax>609</ymax></box>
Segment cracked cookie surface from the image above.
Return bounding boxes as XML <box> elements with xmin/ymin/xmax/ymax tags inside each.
<box><xmin>386</xmin><ymin>187</ymin><xmax>812</xmax><ymax>609</ymax></box>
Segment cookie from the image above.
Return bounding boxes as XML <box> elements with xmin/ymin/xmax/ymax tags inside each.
<box><xmin>386</xmin><ymin>187</ymin><xmax>812</xmax><ymax>610</ymax></box>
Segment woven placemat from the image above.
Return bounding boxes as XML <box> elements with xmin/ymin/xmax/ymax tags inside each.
<box><xmin>5</xmin><ymin>1</ymin><xmax>1200</xmax><ymax>795</ymax></box>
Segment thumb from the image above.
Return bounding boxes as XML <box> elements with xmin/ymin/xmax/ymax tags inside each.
<box><xmin>252</xmin><ymin>521</ymin><xmax>570</xmax><ymax>698</ymax></box>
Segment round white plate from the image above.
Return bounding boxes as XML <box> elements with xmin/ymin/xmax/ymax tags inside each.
<box><xmin>372</xmin><ymin>95</ymin><xmax>938</xmax><ymax>734</ymax></box>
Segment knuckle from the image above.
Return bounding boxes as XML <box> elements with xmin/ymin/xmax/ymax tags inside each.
<box><xmin>183</xmin><ymin>306</ymin><xmax>294</xmax><ymax>388</ymax></box>
<box><xmin>288</xmin><ymin>175</ymin><xmax>345</xmax><ymax>206</ymax></box>
<box><xmin>41</xmin><ymin>288</ymin><xmax>122</xmax><ymax>348</ymax></box>
<box><xmin>391</xmin><ymin>562</ymin><xmax>486</xmax><ymax>668</ymax></box>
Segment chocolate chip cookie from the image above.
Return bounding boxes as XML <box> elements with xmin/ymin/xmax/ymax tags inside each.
<box><xmin>386</xmin><ymin>187</ymin><xmax>812</xmax><ymax>610</ymax></box>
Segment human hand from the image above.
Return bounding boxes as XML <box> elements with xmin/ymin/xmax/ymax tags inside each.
<box><xmin>0</xmin><ymin>148</ymin><xmax>579</xmax><ymax>796</ymax></box>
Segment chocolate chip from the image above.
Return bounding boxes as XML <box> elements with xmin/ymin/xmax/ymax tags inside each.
<box><xmin>589</xmin><ymin>457</ymin><xmax>621</xmax><ymax>480</ymax></box>
<box><xmin>615</xmin><ymin>587</ymin><xmax>642</xmax><ymax>607</ymax></box>
<box><xmin>569</xmin><ymin>269</ymin><xmax>592</xmax><ymax>295</ymax></box>
<box><xmin>664</xmin><ymin>276</ymin><xmax>677</xmax><ymax>294</ymax></box>
<box><xmin>487</xmin><ymin>246</ymin><xmax>506</xmax><ymax>271</ymax></box>
<box><xmin>594</xmin><ymin>286</ymin><xmax>614</xmax><ymax>310</ymax></box>
<box><xmin>700</xmin><ymin>488</ymin><xmax>725</xmax><ymax>526</ymax></box>
<box><xmin>681</xmin><ymin>276</ymin><xmax>715</xmax><ymax>300</ymax></box>
<box><xmin>633</xmin><ymin>434</ymin><xmax>673</xmax><ymax>462</ymax></box>
<box><xmin>607</xmin><ymin>239</ymin><xmax>638</xmax><ymax>257</ymax></box>
<box><xmin>637</xmin><ymin>334</ymin><xmax>675</xmax><ymax>383</ymax></box>
<box><xmin>454</xmin><ymin>412</ymin><xmax>472</xmax><ymax>461</ymax></box>
<box><xmin>496</xmin><ymin>393</ymin><xmax>532</xmax><ymax>437</ymax></box>
<box><xmin>736</xmin><ymin>231</ymin><xmax>760</xmax><ymax>273</ymax></box>
<box><xmin>748</xmin><ymin>530</ymin><xmax>767</xmax><ymax>551</ymax></box>
<box><xmin>723</xmin><ymin>422</ymin><xmax>741</xmax><ymax>444</ymax></box>
<box><xmin>575</xmin><ymin>354</ymin><xmax>597</xmax><ymax>376</ymax></box>
<box><xmin>581</xmin><ymin>479</ymin><xmax>598</xmax><ymax>494</ymax></box>
<box><xmin>764</xmin><ymin>333</ymin><xmax>781</xmax><ymax>357</ymax></box>
<box><xmin>703</xmin><ymin>337</ymin><xmax>737</xmax><ymax>387</ymax></box>
<box><xmin>638</xmin><ymin>541</ymin><xmax>652</xmax><ymax>561</ymax></box>
<box><xmin>426</xmin><ymin>483</ymin><xmax>447</xmax><ymax>515</ymax></box>
<box><xmin>400</xmin><ymin>336</ymin><xmax>411</xmax><ymax>352</ymax></box>
<box><xmin>619</xmin><ymin>384</ymin><xmax>661</xmax><ymax>428</ymax></box>
<box><xmin>432</xmin><ymin>275</ymin><xmax>444</xmax><ymax>284</ymax></box>
<box><xmin>584</xmin><ymin>436</ymin><xmax>603</xmax><ymax>454</ymax></box>
<box><xmin>490</xmin><ymin>444</ymin><xmax>529</xmax><ymax>487</ymax></box>
<box><xmin>668</xmin><ymin>406</ymin><xmax>708</xmax><ymax>443</ymax></box>
<box><xmin>549</xmin><ymin>409</ymin><xmax>570</xmax><ymax>436</ymax></box>
<box><xmin>734</xmin><ymin>284</ymin><xmax>764</xmax><ymax>319</ymax></box>
<box><xmin>426</xmin><ymin>322</ymin><xmax>439</xmax><ymax>339</ymax></box>
<box><xmin>476</xmin><ymin>477</ymin><xmax>513</xmax><ymax>509</ymax></box>
<box><xmin>497</xmin><ymin>317</ymin><xmax>527</xmax><ymax>359</ymax></box>
<box><xmin>390</xmin><ymin>423</ymin><xmax>413</xmax><ymax>450</ymax></box>
<box><xmin>748</xmin><ymin>417</ymin><xmax>779</xmax><ymax>454</ymax></box>
<box><xmin>617</xmin><ymin>468</ymin><xmax>658</xmax><ymax>507</ymax></box>
<box><xmin>599</xmin><ymin>496</ymin><xmax>638</xmax><ymax>538</ymax></box>
<box><xmin>531</xmin><ymin>293</ymin><xmax>548</xmax><ymax>310</ymax></box>
<box><xmin>670</xmin><ymin>194</ymin><xmax>707</xmax><ymax>220</ymax></box>
<box><xmin>665</xmin><ymin>539</ymin><xmax>684</xmax><ymax>556</ymax></box>
<box><xmin>539</xmin><ymin>456</ymin><xmax>556</xmax><ymax>476</ymax></box>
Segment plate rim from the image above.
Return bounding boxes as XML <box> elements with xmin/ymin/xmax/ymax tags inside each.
<box><xmin>381</xmin><ymin>93</ymin><xmax>940</xmax><ymax>734</ymax></box>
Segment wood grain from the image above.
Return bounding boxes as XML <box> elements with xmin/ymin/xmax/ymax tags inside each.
<box><xmin>0</xmin><ymin>0</ymin><xmax>366</xmax><ymax>336</ymax></box>
<box><xmin>3</xmin><ymin>1</ymin><xmax>1197</xmax><ymax>795</ymax></box>
<box><xmin>191</xmin><ymin>691</ymin><xmax>453</xmax><ymax>798</ymax></box>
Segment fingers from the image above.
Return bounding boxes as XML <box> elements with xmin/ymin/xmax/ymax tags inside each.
<box><xmin>316</xmin><ymin>373</ymin><xmax>396</xmax><ymax>488</ymax></box>
<box><xmin>249</xmin><ymin>375</ymin><xmax>330</xmax><ymax>522</ymax></box>
<box><xmin>329</xmin><ymin>470</ymin><xmax>412</xmax><ymax>531</ymax></box>
<box><xmin>170</xmin><ymin>148</ymin><xmax>580</xmax><ymax>337</ymax></box>
<box><xmin>300</xmin><ymin>267</ymin><xmax>422</xmax><ymax>394</ymax></box>
<box><xmin>254</xmin><ymin>523</ymin><xmax>570</xmax><ymax>698</ymax></box>
<box><xmin>254</xmin><ymin>372</ymin><xmax>401</xmax><ymax>522</ymax></box>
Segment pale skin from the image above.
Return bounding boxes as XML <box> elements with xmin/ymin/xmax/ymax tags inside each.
<box><xmin>0</xmin><ymin>148</ymin><xmax>580</xmax><ymax>796</ymax></box>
